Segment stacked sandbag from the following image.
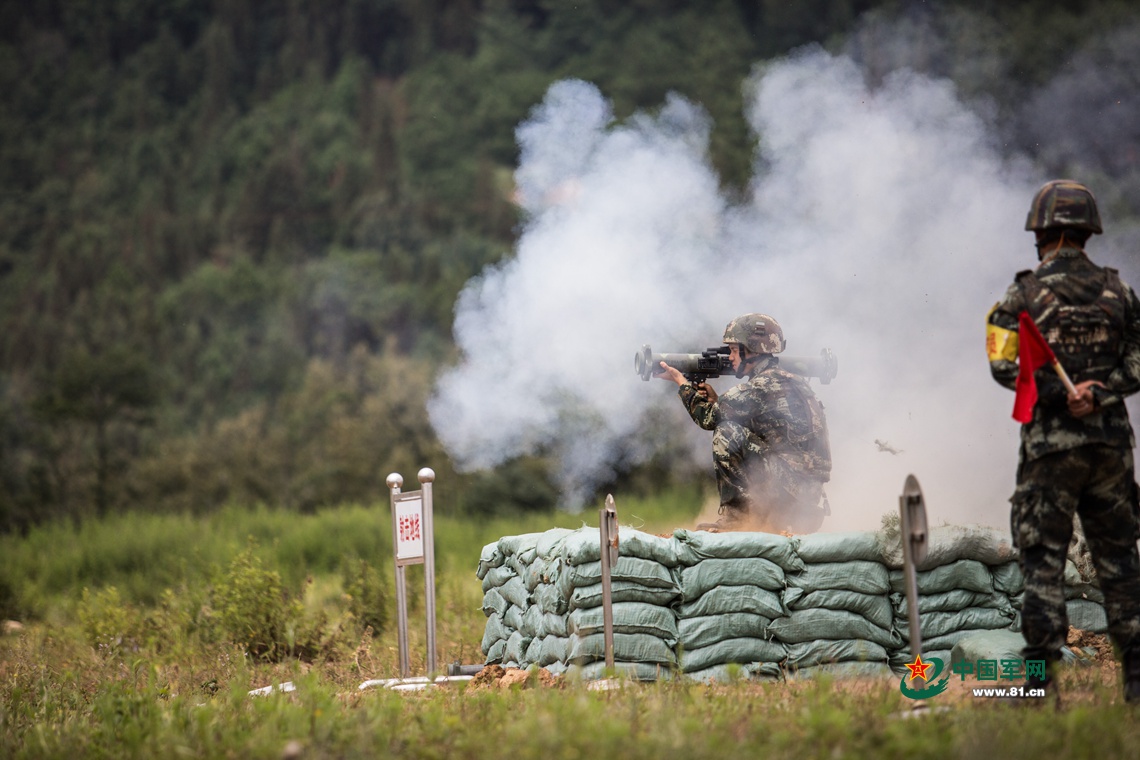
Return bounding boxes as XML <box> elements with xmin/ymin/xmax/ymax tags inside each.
<box><xmin>479</xmin><ymin>527</ymin><xmax>682</xmax><ymax>678</ymax></box>
<box><xmin>885</xmin><ymin>525</ymin><xmax>1018</xmax><ymax>671</ymax></box>
<box><xmin>477</xmin><ymin>532</ymin><xmax>553</xmax><ymax>667</ymax></box>
<box><xmin>671</xmin><ymin>529</ymin><xmax>798</xmax><ymax>681</ymax></box>
<box><xmin>998</xmin><ymin>558</ymin><xmax>1109</xmax><ymax>635</ymax></box>
<box><xmin>777</xmin><ymin>532</ymin><xmax>899</xmax><ymax>679</ymax></box>
<box><xmin>555</xmin><ymin>527</ymin><xmax>681</xmax><ymax>680</ymax></box>
<box><xmin>477</xmin><ymin>520</ymin><xmax>1116</xmax><ymax>682</ymax></box>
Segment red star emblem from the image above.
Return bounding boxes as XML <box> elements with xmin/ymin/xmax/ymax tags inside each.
<box><xmin>906</xmin><ymin>654</ymin><xmax>933</xmax><ymax>682</ymax></box>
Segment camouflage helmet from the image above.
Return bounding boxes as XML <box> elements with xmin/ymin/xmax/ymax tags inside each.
<box><xmin>1025</xmin><ymin>179</ymin><xmax>1103</xmax><ymax>234</ymax></box>
<box><xmin>723</xmin><ymin>313</ymin><xmax>785</xmax><ymax>355</ymax></box>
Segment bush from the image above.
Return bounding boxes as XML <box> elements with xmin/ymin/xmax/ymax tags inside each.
<box><xmin>212</xmin><ymin>544</ymin><xmax>302</xmax><ymax>662</ymax></box>
<box><xmin>78</xmin><ymin>586</ymin><xmax>142</xmax><ymax>654</ymax></box>
<box><xmin>341</xmin><ymin>558</ymin><xmax>390</xmax><ymax>635</ymax></box>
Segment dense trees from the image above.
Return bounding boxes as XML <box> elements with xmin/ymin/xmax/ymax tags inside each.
<box><xmin>1</xmin><ymin>0</ymin><xmax>1135</xmax><ymax>531</ymax></box>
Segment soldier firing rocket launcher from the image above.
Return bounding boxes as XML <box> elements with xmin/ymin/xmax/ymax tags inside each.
<box><xmin>634</xmin><ymin>344</ymin><xmax>838</xmax><ymax>385</ymax></box>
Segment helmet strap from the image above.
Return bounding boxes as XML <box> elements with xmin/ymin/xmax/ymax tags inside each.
<box><xmin>735</xmin><ymin>348</ymin><xmax>761</xmax><ymax>379</ymax></box>
<box><xmin>1036</xmin><ymin>233</ymin><xmax>1060</xmax><ymax>263</ymax></box>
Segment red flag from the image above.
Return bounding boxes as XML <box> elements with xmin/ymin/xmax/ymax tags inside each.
<box><xmin>1013</xmin><ymin>311</ymin><xmax>1056</xmax><ymax>423</ymax></box>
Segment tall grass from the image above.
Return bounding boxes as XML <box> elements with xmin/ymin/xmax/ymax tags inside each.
<box><xmin>0</xmin><ymin>486</ymin><xmax>705</xmax><ymax>620</ymax></box>
<box><xmin>4</xmin><ymin>488</ymin><xmax>1140</xmax><ymax>758</ymax></box>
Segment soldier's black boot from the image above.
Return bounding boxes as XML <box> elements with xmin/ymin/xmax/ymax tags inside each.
<box><xmin>1123</xmin><ymin>650</ymin><xmax>1140</xmax><ymax>703</ymax></box>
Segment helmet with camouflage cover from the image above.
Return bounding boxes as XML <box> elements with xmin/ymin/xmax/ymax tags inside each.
<box><xmin>723</xmin><ymin>313</ymin><xmax>785</xmax><ymax>355</ymax></box>
<box><xmin>1025</xmin><ymin>179</ymin><xmax>1103</xmax><ymax>234</ymax></box>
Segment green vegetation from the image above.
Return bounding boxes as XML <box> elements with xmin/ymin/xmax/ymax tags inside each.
<box><xmin>3</xmin><ymin>0</ymin><xmax>1137</xmax><ymax>532</ymax></box>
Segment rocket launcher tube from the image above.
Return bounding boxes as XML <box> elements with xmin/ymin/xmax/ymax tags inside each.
<box><xmin>635</xmin><ymin>345</ymin><xmax>838</xmax><ymax>384</ymax></box>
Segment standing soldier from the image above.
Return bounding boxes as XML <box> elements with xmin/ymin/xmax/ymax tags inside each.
<box><xmin>987</xmin><ymin>179</ymin><xmax>1140</xmax><ymax>702</ymax></box>
<box><xmin>656</xmin><ymin>313</ymin><xmax>831</xmax><ymax>533</ymax></box>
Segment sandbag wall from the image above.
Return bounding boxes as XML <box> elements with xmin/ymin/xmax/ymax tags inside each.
<box><xmin>477</xmin><ymin>524</ymin><xmax>1108</xmax><ymax>681</ymax></box>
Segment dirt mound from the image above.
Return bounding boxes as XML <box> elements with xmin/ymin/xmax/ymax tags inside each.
<box><xmin>469</xmin><ymin>665</ymin><xmax>558</xmax><ymax>690</ymax></box>
<box><xmin>1067</xmin><ymin>626</ymin><xmax>1115</xmax><ymax>666</ymax></box>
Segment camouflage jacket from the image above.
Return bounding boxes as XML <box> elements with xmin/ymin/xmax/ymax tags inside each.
<box><xmin>679</xmin><ymin>356</ymin><xmax>832</xmax><ymax>481</ymax></box>
<box><xmin>987</xmin><ymin>246</ymin><xmax>1140</xmax><ymax>461</ymax></box>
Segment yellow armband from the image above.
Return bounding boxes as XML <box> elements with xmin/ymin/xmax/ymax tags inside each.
<box><xmin>985</xmin><ymin>304</ymin><xmax>1019</xmax><ymax>363</ymax></box>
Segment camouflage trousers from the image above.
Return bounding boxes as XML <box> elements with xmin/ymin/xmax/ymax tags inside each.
<box><xmin>712</xmin><ymin>420</ymin><xmax>828</xmax><ymax>533</ymax></box>
<box><xmin>1011</xmin><ymin>444</ymin><xmax>1140</xmax><ymax>663</ymax></box>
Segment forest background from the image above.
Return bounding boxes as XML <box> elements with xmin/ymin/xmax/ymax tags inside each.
<box><xmin>2</xmin><ymin>0</ymin><xmax>1140</xmax><ymax>536</ymax></box>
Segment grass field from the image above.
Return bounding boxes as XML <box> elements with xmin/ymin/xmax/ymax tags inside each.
<box><xmin>3</xmin><ymin>489</ymin><xmax>1140</xmax><ymax>758</ymax></box>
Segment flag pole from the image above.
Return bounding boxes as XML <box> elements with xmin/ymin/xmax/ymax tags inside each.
<box><xmin>1051</xmin><ymin>359</ymin><xmax>1077</xmax><ymax>396</ymax></box>
<box><xmin>1018</xmin><ymin>311</ymin><xmax>1078</xmax><ymax>396</ymax></box>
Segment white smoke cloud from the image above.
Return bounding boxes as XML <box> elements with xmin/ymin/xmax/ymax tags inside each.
<box><xmin>429</xmin><ymin>47</ymin><xmax>1052</xmax><ymax>531</ymax></box>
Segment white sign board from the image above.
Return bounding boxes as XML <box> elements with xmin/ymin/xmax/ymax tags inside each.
<box><xmin>394</xmin><ymin>495</ymin><xmax>424</xmax><ymax>563</ymax></box>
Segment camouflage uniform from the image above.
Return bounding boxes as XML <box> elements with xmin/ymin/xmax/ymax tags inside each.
<box><xmin>987</xmin><ymin>244</ymin><xmax>1140</xmax><ymax>674</ymax></box>
<box><xmin>680</xmin><ymin>355</ymin><xmax>831</xmax><ymax>533</ymax></box>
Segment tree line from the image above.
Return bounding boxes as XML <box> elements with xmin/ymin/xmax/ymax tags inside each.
<box><xmin>1</xmin><ymin>0</ymin><xmax>1135</xmax><ymax>532</ymax></box>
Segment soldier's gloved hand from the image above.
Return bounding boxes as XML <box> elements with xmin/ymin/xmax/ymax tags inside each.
<box><xmin>696</xmin><ymin>382</ymin><xmax>718</xmax><ymax>403</ymax></box>
<box><xmin>1067</xmin><ymin>380</ymin><xmax>1105</xmax><ymax>418</ymax></box>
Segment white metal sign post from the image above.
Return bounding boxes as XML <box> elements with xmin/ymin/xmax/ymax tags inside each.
<box><xmin>387</xmin><ymin>468</ymin><xmax>438</xmax><ymax>679</ymax></box>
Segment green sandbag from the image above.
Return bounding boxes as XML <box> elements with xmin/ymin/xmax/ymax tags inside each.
<box><xmin>526</xmin><ymin>634</ymin><xmax>569</xmax><ymax>667</ymax></box>
<box><xmin>481</xmin><ymin>612</ymin><xmax>507</xmax><ymax>655</ymax></box>
<box><xmin>536</xmin><ymin>528</ymin><xmax>574</xmax><ymax>560</ymax></box>
<box><xmin>561</xmin><ymin>527</ymin><xmax>680</xmax><ymax>567</ymax></box>
<box><xmin>769</xmin><ymin>608</ymin><xmax>901</xmax><ymax>649</ymax></box>
<box><xmin>497</xmin><ymin>576</ymin><xmax>530</xmax><ymax>610</ymax></box>
<box><xmin>485</xmin><ymin>639</ymin><xmax>506</xmax><ymax>664</ymax></box>
<box><xmin>1067</xmin><ymin>599</ymin><xmax>1108</xmax><ymax>633</ymax></box>
<box><xmin>785</xmin><ymin>662</ymin><xmax>894</xmax><ymax>680</ymax></box>
<box><xmin>991</xmin><ymin>561</ymin><xmax>1023</xmax><ymax>595</ymax></box>
<box><xmin>879</xmin><ymin>524</ymin><xmax>1017</xmax><ymax>570</ymax></box>
<box><xmin>678</xmin><ymin>612</ymin><xmax>771</xmax><ymax>649</ymax></box>
<box><xmin>680</xmin><ymin>637</ymin><xmax>787</xmax><ymax>672</ymax></box>
<box><xmin>568</xmin><ymin>602</ymin><xmax>679</xmax><ymax>639</ymax></box>
<box><xmin>503</xmin><ymin>604</ymin><xmax>524</xmax><ymax>633</ymax></box>
<box><xmin>684</xmin><ymin>662</ymin><xmax>783</xmax><ymax>682</ymax></box>
<box><xmin>482</xmin><ymin>587</ymin><xmax>509</xmax><ymax>617</ymax></box>
<box><xmin>675</xmin><ymin>585</ymin><xmax>785</xmax><ymax>620</ymax></box>
<box><xmin>889</xmin><ymin>649</ymin><xmax>952</xmax><ymax>674</ymax></box>
<box><xmin>919</xmin><ymin>627</ymin><xmax>1008</xmax><ymax>653</ymax></box>
<box><xmin>785</xmin><ymin>639</ymin><xmax>889</xmax><ymax>669</ymax></box>
<box><xmin>497</xmin><ymin>532</ymin><xmax>546</xmax><ymax>558</ymax></box>
<box><xmin>909</xmin><ymin>607</ymin><xmax>1016</xmax><ymax>640</ymax></box>
<box><xmin>890</xmin><ymin>589</ymin><xmax>1013</xmax><ymax>617</ymax></box>
<box><xmin>523</xmin><ymin>604</ymin><xmax>569</xmax><ymax>638</ymax></box>
<box><xmin>569</xmin><ymin>661</ymin><xmax>672</xmax><ymax>682</ymax></box>
<box><xmin>795</xmin><ymin>531</ymin><xmax>885</xmax><ymax>564</ymax></box>
<box><xmin>673</xmin><ymin>529</ymin><xmax>803</xmax><ymax>571</ymax></box>
<box><xmin>949</xmin><ymin>629</ymin><xmax>1024</xmax><ymax>665</ymax></box>
<box><xmin>504</xmin><ymin>630</ymin><xmax>532</xmax><ymax>666</ymax></box>
<box><xmin>949</xmin><ymin>629</ymin><xmax>1100</xmax><ymax>668</ymax></box>
<box><xmin>889</xmin><ymin>559</ymin><xmax>994</xmax><ymax>595</ymax></box>
<box><xmin>518</xmin><ymin>556</ymin><xmax>557</xmax><ymax>593</ymax></box>
<box><xmin>784</xmin><ymin>587</ymin><xmax>893</xmax><ymax>629</ymax></box>
<box><xmin>532</xmin><ymin>582</ymin><xmax>567</xmax><ymax>616</ymax></box>
<box><xmin>478</xmin><ymin>542</ymin><xmax>505</xmax><ymax>580</ymax></box>
<box><xmin>568</xmin><ymin>581</ymin><xmax>679</xmax><ymax>611</ymax></box>
<box><xmin>678</xmin><ymin>557</ymin><xmax>786</xmax><ymax>600</ymax></box>
<box><xmin>788</xmin><ymin>561</ymin><xmax>890</xmax><ymax>595</ymax></box>
<box><xmin>480</xmin><ymin>564</ymin><xmax>518</xmax><ymax>592</ymax></box>
<box><xmin>557</xmin><ymin>555</ymin><xmax>678</xmax><ymax>595</ymax></box>
<box><xmin>567</xmin><ymin>632</ymin><xmax>677</xmax><ymax>665</ymax></box>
